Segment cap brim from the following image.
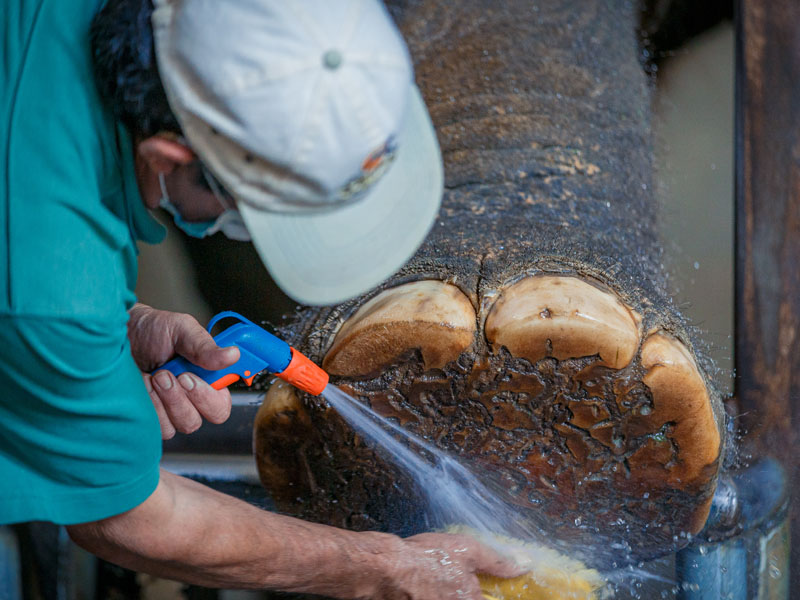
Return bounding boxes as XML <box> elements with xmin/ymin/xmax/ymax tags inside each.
<box><xmin>238</xmin><ymin>86</ymin><xmax>443</xmax><ymax>306</ymax></box>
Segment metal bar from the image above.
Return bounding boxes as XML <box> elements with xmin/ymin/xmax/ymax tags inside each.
<box><xmin>677</xmin><ymin>458</ymin><xmax>789</xmax><ymax>599</ymax></box>
<box><xmin>734</xmin><ymin>0</ymin><xmax>800</xmax><ymax>591</ymax></box>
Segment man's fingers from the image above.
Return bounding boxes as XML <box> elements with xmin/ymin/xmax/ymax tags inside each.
<box><xmin>152</xmin><ymin>370</ymin><xmax>203</xmax><ymax>434</ymax></box>
<box><xmin>475</xmin><ymin>553</ymin><xmax>526</xmax><ymax>579</ymax></box>
<box><xmin>465</xmin><ymin>541</ymin><xmax>526</xmax><ymax>579</ymax></box>
<box><xmin>407</xmin><ymin>533</ymin><xmax>526</xmax><ymax>580</ymax></box>
<box><xmin>173</xmin><ymin>314</ymin><xmax>240</xmax><ymax>371</ymax></box>
<box><xmin>176</xmin><ymin>373</ymin><xmax>232</xmax><ymax>424</ymax></box>
<box><xmin>144</xmin><ymin>374</ymin><xmax>176</xmax><ymax>440</ymax></box>
<box><xmin>149</xmin><ymin>371</ymin><xmax>232</xmax><ymax>436</ymax></box>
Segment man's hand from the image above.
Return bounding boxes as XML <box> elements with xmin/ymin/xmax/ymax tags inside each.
<box><xmin>127</xmin><ymin>304</ymin><xmax>240</xmax><ymax>439</ymax></box>
<box><xmin>364</xmin><ymin>531</ymin><xmax>523</xmax><ymax>600</ymax></box>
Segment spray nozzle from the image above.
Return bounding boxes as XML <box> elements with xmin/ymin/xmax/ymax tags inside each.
<box><xmin>153</xmin><ymin>311</ymin><xmax>329</xmax><ymax>396</ymax></box>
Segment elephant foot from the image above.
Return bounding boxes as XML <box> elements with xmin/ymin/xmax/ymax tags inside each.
<box><xmin>254</xmin><ymin>275</ymin><xmax>722</xmax><ymax>563</ymax></box>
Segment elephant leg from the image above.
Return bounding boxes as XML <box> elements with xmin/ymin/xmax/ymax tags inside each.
<box><xmin>254</xmin><ymin>0</ymin><xmax>725</xmax><ymax>565</ymax></box>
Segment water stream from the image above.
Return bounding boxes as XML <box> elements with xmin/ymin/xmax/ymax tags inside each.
<box><xmin>320</xmin><ymin>383</ymin><xmax>576</xmax><ymax>558</ymax></box>
<box><xmin>317</xmin><ymin>384</ymin><xmax>693</xmax><ymax>598</ymax></box>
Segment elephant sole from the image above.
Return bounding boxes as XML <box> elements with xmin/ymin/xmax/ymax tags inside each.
<box><xmin>254</xmin><ymin>274</ymin><xmax>722</xmax><ymax>566</ymax></box>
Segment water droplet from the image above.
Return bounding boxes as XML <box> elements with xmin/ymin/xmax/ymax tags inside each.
<box><xmin>769</xmin><ymin>565</ymin><xmax>781</xmax><ymax>579</ymax></box>
<box><xmin>574</xmin><ymin>517</ymin><xmax>582</xmax><ymax>527</ymax></box>
<box><xmin>639</xmin><ymin>405</ymin><xmax>651</xmax><ymax>416</ymax></box>
<box><xmin>693</xmin><ymin>261</ymin><xmax>700</xmax><ymax>270</ymax></box>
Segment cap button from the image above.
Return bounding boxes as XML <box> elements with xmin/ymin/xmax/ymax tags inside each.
<box><xmin>322</xmin><ymin>49</ymin><xmax>343</xmax><ymax>70</ymax></box>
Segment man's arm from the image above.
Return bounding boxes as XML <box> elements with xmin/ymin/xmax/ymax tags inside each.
<box><xmin>67</xmin><ymin>470</ymin><xmax>520</xmax><ymax>599</ymax></box>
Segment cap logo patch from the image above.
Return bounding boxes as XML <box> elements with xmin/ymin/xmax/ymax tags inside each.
<box><xmin>338</xmin><ymin>136</ymin><xmax>398</xmax><ymax>202</ymax></box>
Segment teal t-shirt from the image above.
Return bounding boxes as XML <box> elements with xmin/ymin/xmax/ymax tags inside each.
<box><xmin>0</xmin><ymin>0</ymin><xmax>167</xmax><ymax>524</ymax></box>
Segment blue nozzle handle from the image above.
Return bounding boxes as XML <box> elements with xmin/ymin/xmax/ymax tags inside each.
<box><xmin>153</xmin><ymin>311</ymin><xmax>292</xmax><ymax>389</ymax></box>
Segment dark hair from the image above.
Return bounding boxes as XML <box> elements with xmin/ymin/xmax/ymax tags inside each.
<box><xmin>90</xmin><ymin>0</ymin><xmax>181</xmax><ymax>138</ymax></box>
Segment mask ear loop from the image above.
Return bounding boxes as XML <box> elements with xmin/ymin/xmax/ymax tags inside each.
<box><xmin>200</xmin><ymin>164</ymin><xmax>235</xmax><ymax>212</ymax></box>
<box><xmin>158</xmin><ymin>172</ymin><xmax>170</xmax><ymax>202</ymax></box>
<box><xmin>197</xmin><ymin>164</ymin><xmax>252</xmax><ymax>241</ymax></box>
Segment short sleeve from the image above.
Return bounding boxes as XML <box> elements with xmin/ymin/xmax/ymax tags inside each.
<box><xmin>0</xmin><ymin>315</ymin><xmax>162</xmax><ymax>525</ymax></box>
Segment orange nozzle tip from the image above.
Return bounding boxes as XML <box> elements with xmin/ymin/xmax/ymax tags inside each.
<box><xmin>278</xmin><ymin>348</ymin><xmax>329</xmax><ymax>396</ymax></box>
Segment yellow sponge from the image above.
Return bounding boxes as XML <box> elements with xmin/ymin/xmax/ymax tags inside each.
<box><xmin>447</xmin><ymin>527</ymin><xmax>605</xmax><ymax>600</ymax></box>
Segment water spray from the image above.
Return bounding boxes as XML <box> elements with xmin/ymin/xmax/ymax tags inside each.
<box><xmin>155</xmin><ymin>311</ymin><xmax>602</xmax><ymax>599</ymax></box>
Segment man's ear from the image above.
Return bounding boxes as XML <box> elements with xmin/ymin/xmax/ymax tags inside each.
<box><xmin>137</xmin><ymin>135</ymin><xmax>195</xmax><ymax>175</ymax></box>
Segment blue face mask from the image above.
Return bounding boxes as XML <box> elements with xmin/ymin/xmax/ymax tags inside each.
<box><xmin>158</xmin><ymin>172</ymin><xmax>250</xmax><ymax>241</ymax></box>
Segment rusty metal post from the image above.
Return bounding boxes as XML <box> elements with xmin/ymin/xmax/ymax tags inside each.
<box><xmin>734</xmin><ymin>0</ymin><xmax>800</xmax><ymax>593</ymax></box>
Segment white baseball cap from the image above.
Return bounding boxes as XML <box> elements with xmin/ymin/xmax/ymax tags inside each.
<box><xmin>151</xmin><ymin>0</ymin><xmax>443</xmax><ymax>306</ymax></box>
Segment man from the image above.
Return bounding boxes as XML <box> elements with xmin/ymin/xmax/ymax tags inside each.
<box><xmin>0</xmin><ymin>0</ymin><xmax>522</xmax><ymax>597</ymax></box>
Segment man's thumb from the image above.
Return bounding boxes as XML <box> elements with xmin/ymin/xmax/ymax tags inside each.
<box><xmin>177</xmin><ymin>328</ymin><xmax>240</xmax><ymax>372</ymax></box>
